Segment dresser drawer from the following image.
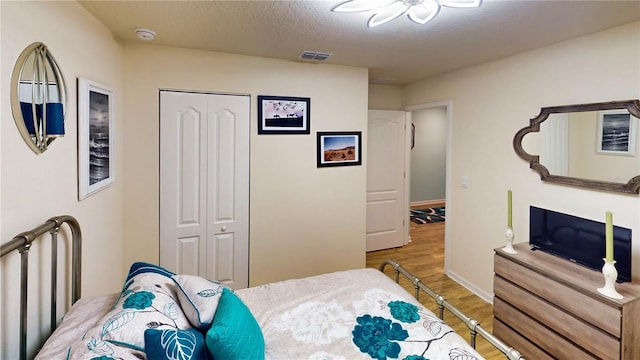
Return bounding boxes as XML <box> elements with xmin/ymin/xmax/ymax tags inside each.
<box><xmin>494</xmin><ymin>254</ymin><xmax>621</xmax><ymax>337</ymax></box>
<box><xmin>494</xmin><ymin>297</ymin><xmax>600</xmax><ymax>359</ymax></box>
<box><xmin>493</xmin><ymin>318</ymin><xmax>555</xmax><ymax>360</ymax></box>
<box><xmin>494</xmin><ymin>276</ymin><xmax>619</xmax><ymax>360</ymax></box>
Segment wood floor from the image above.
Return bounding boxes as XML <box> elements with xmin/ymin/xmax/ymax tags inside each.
<box><xmin>366</xmin><ymin>216</ymin><xmax>505</xmax><ymax>359</ymax></box>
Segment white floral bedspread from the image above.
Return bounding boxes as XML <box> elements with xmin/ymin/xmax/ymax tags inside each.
<box><xmin>36</xmin><ymin>268</ymin><xmax>484</xmax><ymax>360</ymax></box>
<box><xmin>236</xmin><ymin>268</ymin><xmax>484</xmax><ymax>360</ymax></box>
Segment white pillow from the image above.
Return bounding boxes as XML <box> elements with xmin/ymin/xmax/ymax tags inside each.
<box><xmin>68</xmin><ymin>262</ymin><xmax>191</xmax><ymax>354</ymax></box>
<box><xmin>172</xmin><ymin>274</ymin><xmax>225</xmax><ymax>331</ymax></box>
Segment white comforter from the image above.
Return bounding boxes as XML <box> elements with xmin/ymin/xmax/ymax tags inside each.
<box><xmin>36</xmin><ymin>268</ymin><xmax>483</xmax><ymax>360</ymax></box>
<box><xmin>240</xmin><ymin>268</ymin><xmax>483</xmax><ymax>360</ymax></box>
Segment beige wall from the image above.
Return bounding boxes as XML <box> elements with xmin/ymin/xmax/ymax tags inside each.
<box><xmin>402</xmin><ymin>22</ymin><xmax>640</xmax><ymax>299</ymax></box>
<box><xmin>0</xmin><ymin>1</ymin><xmax>124</xmax><ymax>358</ymax></box>
<box><xmin>369</xmin><ymin>83</ymin><xmax>402</xmax><ymax>110</ymax></box>
<box><xmin>122</xmin><ymin>44</ymin><xmax>368</xmax><ymax>286</ymax></box>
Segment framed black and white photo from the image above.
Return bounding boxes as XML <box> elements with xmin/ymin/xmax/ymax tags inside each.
<box><xmin>78</xmin><ymin>78</ymin><xmax>114</xmax><ymax>200</ymax></box>
<box><xmin>317</xmin><ymin>131</ymin><xmax>362</xmax><ymax>167</ymax></box>
<box><xmin>596</xmin><ymin>109</ymin><xmax>637</xmax><ymax>156</ymax></box>
<box><xmin>258</xmin><ymin>95</ymin><xmax>310</xmax><ymax>134</ymax></box>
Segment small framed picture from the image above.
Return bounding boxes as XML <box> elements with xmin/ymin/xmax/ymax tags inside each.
<box><xmin>258</xmin><ymin>95</ymin><xmax>310</xmax><ymax>134</ymax></box>
<box><xmin>317</xmin><ymin>131</ymin><xmax>362</xmax><ymax>167</ymax></box>
<box><xmin>78</xmin><ymin>78</ymin><xmax>114</xmax><ymax>200</ymax></box>
<box><xmin>596</xmin><ymin>109</ymin><xmax>637</xmax><ymax>156</ymax></box>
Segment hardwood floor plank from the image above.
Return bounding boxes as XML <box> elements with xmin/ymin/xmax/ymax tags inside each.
<box><xmin>366</xmin><ymin>219</ymin><xmax>505</xmax><ymax>360</ymax></box>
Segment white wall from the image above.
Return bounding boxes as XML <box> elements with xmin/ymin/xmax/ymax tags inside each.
<box><xmin>402</xmin><ymin>22</ymin><xmax>640</xmax><ymax>300</ymax></box>
<box><xmin>122</xmin><ymin>44</ymin><xmax>369</xmax><ymax>286</ymax></box>
<box><xmin>0</xmin><ymin>2</ymin><xmax>125</xmax><ymax>359</ymax></box>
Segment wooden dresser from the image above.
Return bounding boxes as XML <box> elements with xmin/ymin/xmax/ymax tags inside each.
<box><xmin>493</xmin><ymin>243</ymin><xmax>640</xmax><ymax>359</ymax></box>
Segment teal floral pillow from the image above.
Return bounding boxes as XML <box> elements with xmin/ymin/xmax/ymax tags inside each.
<box><xmin>144</xmin><ymin>328</ymin><xmax>212</xmax><ymax>360</ymax></box>
<box><xmin>172</xmin><ymin>274</ymin><xmax>225</xmax><ymax>331</ymax></box>
<box><xmin>205</xmin><ymin>288</ymin><xmax>265</xmax><ymax>360</ymax></box>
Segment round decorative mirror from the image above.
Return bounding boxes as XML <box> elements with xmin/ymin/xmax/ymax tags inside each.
<box><xmin>10</xmin><ymin>42</ymin><xmax>67</xmax><ymax>154</ymax></box>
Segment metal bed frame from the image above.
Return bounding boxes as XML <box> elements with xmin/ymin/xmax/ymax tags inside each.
<box><xmin>379</xmin><ymin>259</ymin><xmax>524</xmax><ymax>360</ymax></box>
<box><xmin>1</xmin><ymin>216</ymin><xmax>520</xmax><ymax>360</ymax></box>
<box><xmin>0</xmin><ymin>215</ymin><xmax>82</xmax><ymax>360</ymax></box>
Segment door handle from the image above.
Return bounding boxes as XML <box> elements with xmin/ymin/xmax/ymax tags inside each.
<box><xmin>221</xmin><ymin>226</ymin><xmax>227</xmax><ymax>232</ymax></box>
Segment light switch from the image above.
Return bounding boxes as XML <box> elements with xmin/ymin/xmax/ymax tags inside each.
<box><xmin>461</xmin><ymin>176</ymin><xmax>470</xmax><ymax>188</ymax></box>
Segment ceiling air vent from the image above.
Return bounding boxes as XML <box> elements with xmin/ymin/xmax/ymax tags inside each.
<box><xmin>299</xmin><ymin>51</ymin><xmax>333</xmax><ymax>62</ymax></box>
<box><xmin>370</xmin><ymin>77</ymin><xmax>398</xmax><ymax>85</ymax></box>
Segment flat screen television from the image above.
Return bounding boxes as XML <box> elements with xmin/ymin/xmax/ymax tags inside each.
<box><xmin>529</xmin><ymin>206</ymin><xmax>632</xmax><ymax>283</ymax></box>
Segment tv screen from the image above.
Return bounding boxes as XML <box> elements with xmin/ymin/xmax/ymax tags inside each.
<box><xmin>529</xmin><ymin>206</ymin><xmax>632</xmax><ymax>283</ymax></box>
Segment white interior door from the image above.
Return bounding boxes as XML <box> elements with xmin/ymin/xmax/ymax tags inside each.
<box><xmin>160</xmin><ymin>91</ymin><xmax>249</xmax><ymax>289</ymax></box>
<box><xmin>366</xmin><ymin>110</ymin><xmax>410</xmax><ymax>252</ymax></box>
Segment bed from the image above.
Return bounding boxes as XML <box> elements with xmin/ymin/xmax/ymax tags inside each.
<box><xmin>1</xmin><ymin>216</ymin><xmax>524</xmax><ymax>360</ymax></box>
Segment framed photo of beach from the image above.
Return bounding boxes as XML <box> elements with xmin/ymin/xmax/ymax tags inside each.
<box><xmin>78</xmin><ymin>78</ymin><xmax>114</xmax><ymax>200</ymax></box>
<box><xmin>596</xmin><ymin>109</ymin><xmax>637</xmax><ymax>156</ymax></box>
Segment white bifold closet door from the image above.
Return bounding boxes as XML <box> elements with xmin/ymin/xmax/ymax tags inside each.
<box><xmin>160</xmin><ymin>90</ymin><xmax>249</xmax><ymax>289</ymax></box>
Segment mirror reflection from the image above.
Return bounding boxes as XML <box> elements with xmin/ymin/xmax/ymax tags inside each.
<box><xmin>514</xmin><ymin>100</ymin><xmax>640</xmax><ymax>194</ymax></box>
<box><xmin>10</xmin><ymin>42</ymin><xmax>67</xmax><ymax>154</ymax></box>
<box><xmin>522</xmin><ymin>110</ymin><xmax>640</xmax><ymax>183</ymax></box>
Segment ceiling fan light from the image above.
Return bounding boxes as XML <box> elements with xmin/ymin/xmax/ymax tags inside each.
<box><xmin>332</xmin><ymin>0</ymin><xmax>397</xmax><ymax>13</ymax></box>
<box><xmin>332</xmin><ymin>0</ymin><xmax>481</xmax><ymax>27</ymax></box>
<box><xmin>367</xmin><ymin>2</ymin><xmax>409</xmax><ymax>27</ymax></box>
<box><xmin>440</xmin><ymin>0</ymin><xmax>482</xmax><ymax>8</ymax></box>
<box><xmin>407</xmin><ymin>1</ymin><xmax>440</xmax><ymax>25</ymax></box>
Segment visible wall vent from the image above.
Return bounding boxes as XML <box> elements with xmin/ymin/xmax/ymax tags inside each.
<box><xmin>299</xmin><ymin>51</ymin><xmax>333</xmax><ymax>61</ymax></box>
<box><xmin>370</xmin><ymin>77</ymin><xmax>398</xmax><ymax>85</ymax></box>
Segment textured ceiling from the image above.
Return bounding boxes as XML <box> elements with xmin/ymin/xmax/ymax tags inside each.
<box><xmin>79</xmin><ymin>0</ymin><xmax>640</xmax><ymax>85</ymax></box>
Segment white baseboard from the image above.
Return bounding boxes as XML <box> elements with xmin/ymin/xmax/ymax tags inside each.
<box><xmin>410</xmin><ymin>199</ymin><xmax>445</xmax><ymax>208</ymax></box>
<box><xmin>445</xmin><ymin>269</ymin><xmax>494</xmax><ymax>304</ymax></box>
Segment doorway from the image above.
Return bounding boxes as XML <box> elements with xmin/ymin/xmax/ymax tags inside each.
<box><xmin>405</xmin><ymin>101</ymin><xmax>451</xmax><ymax>268</ymax></box>
<box><xmin>159</xmin><ymin>90</ymin><xmax>250</xmax><ymax>289</ymax></box>
<box><xmin>409</xmin><ymin>106</ymin><xmax>447</xmax><ymax>207</ymax></box>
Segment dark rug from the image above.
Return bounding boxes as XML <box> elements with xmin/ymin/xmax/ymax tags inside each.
<box><xmin>410</xmin><ymin>207</ymin><xmax>445</xmax><ymax>224</ymax></box>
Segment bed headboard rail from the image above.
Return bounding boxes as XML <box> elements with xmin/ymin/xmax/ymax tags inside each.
<box><xmin>0</xmin><ymin>215</ymin><xmax>82</xmax><ymax>360</ymax></box>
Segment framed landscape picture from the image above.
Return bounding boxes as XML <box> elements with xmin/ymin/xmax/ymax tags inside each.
<box><xmin>317</xmin><ymin>131</ymin><xmax>362</xmax><ymax>167</ymax></box>
<box><xmin>78</xmin><ymin>78</ymin><xmax>114</xmax><ymax>200</ymax></box>
<box><xmin>258</xmin><ymin>95</ymin><xmax>310</xmax><ymax>134</ymax></box>
<box><xmin>596</xmin><ymin>109</ymin><xmax>637</xmax><ymax>156</ymax></box>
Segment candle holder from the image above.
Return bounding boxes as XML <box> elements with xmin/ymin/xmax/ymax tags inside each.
<box><xmin>597</xmin><ymin>259</ymin><xmax>623</xmax><ymax>300</ymax></box>
<box><xmin>502</xmin><ymin>227</ymin><xmax>517</xmax><ymax>254</ymax></box>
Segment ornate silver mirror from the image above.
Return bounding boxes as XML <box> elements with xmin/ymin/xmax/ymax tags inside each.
<box><xmin>10</xmin><ymin>42</ymin><xmax>67</xmax><ymax>154</ymax></box>
<box><xmin>514</xmin><ymin>100</ymin><xmax>640</xmax><ymax>194</ymax></box>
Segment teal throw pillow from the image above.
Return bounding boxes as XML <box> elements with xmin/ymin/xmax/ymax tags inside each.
<box><xmin>205</xmin><ymin>288</ymin><xmax>265</xmax><ymax>360</ymax></box>
<box><xmin>144</xmin><ymin>328</ymin><xmax>212</xmax><ymax>360</ymax></box>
